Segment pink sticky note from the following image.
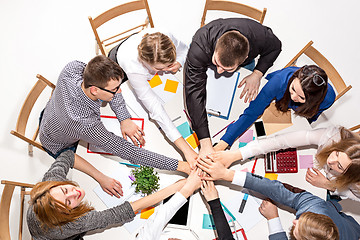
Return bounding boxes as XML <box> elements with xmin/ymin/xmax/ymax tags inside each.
<box><xmin>299</xmin><ymin>155</ymin><xmax>314</xmax><ymax>169</ymax></box>
<box><xmin>238</xmin><ymin>129</ymin><xmax>253</xmax><ymax>143</ymax></box>
<box><xmin>241</xmin><ymin>168</ymin><xmax>249</xmax><ymax>172</ymax></box>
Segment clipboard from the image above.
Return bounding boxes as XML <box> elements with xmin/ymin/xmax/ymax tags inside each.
<box><xmin>206</xmin><ymin>68</ymin><xmax>240</xmax><ymax>120</ymax></box>
<box><xmin>87</xmin><ymin>115</ymin><xmax>145</xmax><ymax>154</ymax></box>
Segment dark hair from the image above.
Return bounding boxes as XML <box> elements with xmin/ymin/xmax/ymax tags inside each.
<box><xmin>138</xmin><ymin>32</ymin><xmax>176</xmax><ymax>65</ymax></box>
<box><xmin>83</xmin><ymin>55</ymin><xmax>124</xmax><ymax>88</ymax></box>
<box><xmin>316</xmin><ymin>127</ymin><xmax>360</xmax><ymax>190</ymax></box>
<box><xmin>276</xmin><ymin>65</ymin><xmax>328</xmax><ymax>118</ymax></box>
<box><xmin>215</xmin><ymin>30</ymin><xmax>249</xmax><ymax>67</ymax></box>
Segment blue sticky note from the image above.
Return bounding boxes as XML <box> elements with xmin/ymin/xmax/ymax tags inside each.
<box><xmin>239</xmin><ymin>142</ymin><xmax>247</xmax><ymax>148</ymax></box>
<box><xmin>202</xmin><ymin>214</ymin><xmax>216</xmax><ymax>230</ymax></box>
<box><xmin>177</xmin><ymin>122</ymin><xmax>193</xmax><ymax>139</ymax></box>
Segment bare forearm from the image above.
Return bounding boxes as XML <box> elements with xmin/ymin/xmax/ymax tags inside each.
<box><xmin>130</xmin><ymin>180</ymin><xmax>186</xmax><ymax>212</ymax></box>
<box><xmin>73</xmin><ymin>153</ymin><xmax>104</xmax><ymax>181</ymax></box>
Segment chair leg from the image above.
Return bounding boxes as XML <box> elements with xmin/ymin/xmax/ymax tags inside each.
<box><xmin>19</xmin><ymin>187</ymin><xmax>25</xmax><ymax>240</ymax></box>
<box><xmin>28</xmin><ymin>144</ymin><xmax>33</xmax><ymax>157</ymax></box>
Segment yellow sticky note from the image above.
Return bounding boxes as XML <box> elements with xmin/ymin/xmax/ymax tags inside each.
<box><xmin>148</xmin><ymin>74</ymin><xmax>162</xmax><ymax>88</ymax></box>
<box><xmin>186</xmin><ymin>133</ymin><xmax>200</xmax><ymax>149</ymax></box>
<box><xmin>265</xmin><ymin>173</ymin><xmax>278</xmax><ymax>181</ymax></box>
<box><xmin>164</xmin><ymin>79</ymin><xmax>179</xmax><ymax>93</ymax></box>
<box><xmin>140</xmin><ymin>206</ymin><xmax>155</xmax><ymax>219</ymax></box>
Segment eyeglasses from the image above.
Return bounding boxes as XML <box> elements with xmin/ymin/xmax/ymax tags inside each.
<box><xmin>302</xmin><ymin>66</ymin><xmax>326</xmax><ymax>87</ymax></box>
<box><xmin>90</xmin><ymin>84</ymin><xmax>121</xmax><ymax>95</ymax></box>
<box><xmin>303</xmin><ymin>73</ymin><xmax>326</xmax><ymax>87</ymax></box>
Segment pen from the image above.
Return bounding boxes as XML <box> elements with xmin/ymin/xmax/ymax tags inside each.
<box><xmin>171</xmin><ymin>116</ymin><xmax>181</xmax><ymax>122</ymax></box>
<box><xmin>239</xmin><ymin>193</ymin><xmax>248</xmax><ymax>213</ymax></box>
<box><xmin>190</xmin><ymin>229</ymin><xmax>200</xmax><ymax>240</ymax></box>
<box><xmin>119</xmin><ymin>162</ymin><xmax>141</xmax><ymax>168</ymax></box>
<box><xmin>207</xmin><ymin>108</ymin><xmax>221</xmax><ymax>116</ymax></box>
<box><xmin>212</xmin><ymin>120</ymin><xmax>235</xmax><ymax>138</ymax></box>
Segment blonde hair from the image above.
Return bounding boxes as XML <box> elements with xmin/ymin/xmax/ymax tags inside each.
<box><xmin>290</xmin><ymin>212</ymin><xmax>339</xmax><ymax>240</ymax></box>
<box><xmin>316</xmin><ymin>127</ymin><xmax>360</xmax><ymax>190</ymax></box>
<box><xmin>29</xmin><ymin>181</ymin><xmax>94</xmax><ymax>229</ymax></box>
<box><xmin>137</xmin><ymin>32</ymin><xmax>176</xmax><ymax>65</ymax></box>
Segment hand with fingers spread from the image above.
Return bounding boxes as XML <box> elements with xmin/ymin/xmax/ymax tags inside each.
<box><xmin>196</xmin><ymin>155</ymin><xmax>234</xmax><ymax>181</ymax></box>
<box><xmin>259</xmin><ymin>198</ymin><xmax>279</xmax><ymax>220</ymax></box>
<box><xmin>238</xmin><ymin>70</ymin><xmax>263</xmax><ymax>103</ymax></box>
<box><xmin>98</xmin><ymin>174</ymin><xmax>123</xmax><ymax>198</ymax></box>
<box><xmin>120</xmin><ymin>118</ymin><xmax>146</xmax><ymax>147</ymax></box>
<box><xmin>201</xmin><ymin>180</ymin><xmax>219</xmax><ymax>202</ymax></box>
<box><xmin>305</xmin><ymin>168</ymin><xmax>334</xmax><ymax>191</ymax></box>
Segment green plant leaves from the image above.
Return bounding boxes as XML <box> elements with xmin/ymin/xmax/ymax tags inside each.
<box><xmin>131</xmin><ymin>166</ymin><xmax>160</xmax><ymax>195</ymax></box>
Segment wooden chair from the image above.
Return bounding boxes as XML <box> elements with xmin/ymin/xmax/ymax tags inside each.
<box><xmin>88</xmin><ymin>0</ymin><xmax>154</xmax><ymax>56</ymax></box>
<box><xmin>200</xmin><ymin>0</ymin><xmax>267</xmax><ymax>27</ymax></box>
<box><xmin>350</xmin><ymin>124</ymin><xmax>360</xmax><ymax>132</ymax></box>
<box><xmin>285</xmin><ymin>41</ymin><xmax>352</xmax><ymax>101</ymax></box>
<box><xmin>10</xmin><ymin>74</ymin><xmax>55</xmax><ymax>156</ymax></box>
<box><xmin>0</xmin><ymin>180</ymin><xmax>34</xmax><ymax>240</ymax></box>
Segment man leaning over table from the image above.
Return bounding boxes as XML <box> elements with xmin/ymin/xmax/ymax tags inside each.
<box><xmin>39</xmin><ymin>55</ymin><xmax>190</xmax><ymax>196</ymax></box>
<box><xmin>184</xmin><ymin>18</ymin><xmax>282</xmax><ymax>160</ymax></box>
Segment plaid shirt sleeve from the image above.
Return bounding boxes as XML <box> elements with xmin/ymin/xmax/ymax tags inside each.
<box><xmin>81</xmin><ymin>119</ymin><xmax>179</xmax><ymax>171</ymax></box>
<box><xmin>109</xmin><ymin>92</ymin><xmax>132</xmax><ymax>122</ymax></box>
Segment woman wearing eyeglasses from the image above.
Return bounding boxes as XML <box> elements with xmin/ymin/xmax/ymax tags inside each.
<box><xmin>215</xmin><ymin>65</ymin><xmax>336</xmax><ymax>150</ymax></box>
<box><xmin>108</xmin><ymin>29</ymin><xmax>198</xmax><ymax>169</ymax></box>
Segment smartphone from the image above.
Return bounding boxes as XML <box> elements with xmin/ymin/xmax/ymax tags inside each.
<box><xmin>254</xmin><ymin>121</ymin><xmax>266</xmax><ymax>138</ymax></box>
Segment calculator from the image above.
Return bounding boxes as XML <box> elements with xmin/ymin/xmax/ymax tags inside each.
<box><xmin>265</xmin><ymin>148</ymin><xmax>298</xmax><ymax>173</ymax></box>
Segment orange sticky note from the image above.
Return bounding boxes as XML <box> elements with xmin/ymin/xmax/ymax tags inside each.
<box><xmin>164</xmin><ymin>79</ymin><xmax>179</xmax><ymax>93</ymax></box>
<box><xmin>140</xmin><ymin>206</ymin><xmax>155</xmax><ymax>219</ymax></box>
<box><xmin>186</xmin><ymin>133</ymin><xmax>200</xmax><ymax>149</ymax></box>
<box><xmin>264</xmin><ymin>173</ymin><xmax>278</xmax><ymax>180</ymax></box>
<box><xmin>148</xmin><ymin>74</ymin><xmax>162</xmax><ymax>88</ymax></box>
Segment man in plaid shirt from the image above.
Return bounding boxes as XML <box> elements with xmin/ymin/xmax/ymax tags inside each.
<box><xmin>39</xmin><ymin>55</ymin><xmax>190</xmax><ymax>194</ymax></box>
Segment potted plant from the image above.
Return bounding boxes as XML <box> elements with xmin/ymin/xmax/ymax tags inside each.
<box><xmin>131</xmin><ymin>166</ymin><xmax>160</xmax><ymax>196</ymax></box>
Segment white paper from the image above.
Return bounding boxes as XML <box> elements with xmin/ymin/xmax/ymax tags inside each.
<box><xmin>93</xmin><ymin>164</ymin><xmax>137</xmax><ymax>208</ymax></box>
<box><xmin>206</xmin><ymin>68</ymin><xmax>240</xmax><ymax>119</ymax></box>
<box><xmin>223</xmin><ymin>189</ymin><xmax>264</xmax><ymax>232</ymax></box>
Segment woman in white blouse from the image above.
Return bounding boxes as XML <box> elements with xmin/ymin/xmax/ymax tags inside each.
<box><xmin>206</xmin><ymin>126</ymin><xmax>360</xmax><ymax>201</ymax></box>
<box><xmin>108</xmin><ymin>29</ymin><xmax>197</xmax><ymax>168</ymax></box>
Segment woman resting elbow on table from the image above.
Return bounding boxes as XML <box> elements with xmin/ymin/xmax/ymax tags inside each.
<box><xmin>27</xmin><ymin>150</ymin><xmax>188</xmax><ymax>240</ymax></box>
<box><xmin>209</xmin><ymin>126</ymin><xmax>360</xmax><ymax>201</ymax></box>
<box><xmin>214</xmin><ymin>65</ymin><xmax>336</xmax><ymax>151</ymax></box>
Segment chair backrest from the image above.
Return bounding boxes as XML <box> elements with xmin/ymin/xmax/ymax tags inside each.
<box><xmin>0</xmin><ymin>180</ymin><xmax>34</xmax><ymax>240</ymax></box>
<box><xmin>88</xmin><ymin>0</ymin><xmax>154</xmax><ymax>56</ymax></box>
<box><xmin>200</xmin><ymin>0</ymin><xmax>267</xmax><ymax>27</ymax></box>
<box><xmin>285</xmin><ymin>41</ymin><xmax>352</xmax><ymax>101</ymax></box>
<box><xmin>10</xmin><ymin>74</ymin><xmax>55</xmax><ymax>156</ymax></box>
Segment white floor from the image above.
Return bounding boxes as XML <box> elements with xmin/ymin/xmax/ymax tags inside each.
<box><xmin>1</xmin><ymin>0</ymin><xmax>360</xmax><ymax>239</ymax></box>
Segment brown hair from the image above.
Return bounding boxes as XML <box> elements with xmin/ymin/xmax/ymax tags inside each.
<box><xmin>275</xmin><ymin>65</ymin><xmax>328</xmax><ymax>118</ymax></box>
<box><xmin>137</xmin><ymin>32</ymin><xmax>176</xmax><ymax>65</ymax></box>
<box><xmin>29</xmin><ymin>181</ymin><xmax>94</xmax><ymax>229</ymax></box>
<box><xmin>289</xmin><ymin>212</ymin><xmax>339</xmax><ymax>240</ymax></box>
<box><xmin>316</xmin><ymin>127</ymin><xmax>360</xmax><ymax>190</ymax></box>
<box><xmin>83</xmin><ymin>55</ymin><xmax>124</xmax><ymax>88</ymax></box>
<box><xmin>214</xmin><ymin>30</ymin><xmax>249</xmax><ymax>67</ymax></box>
